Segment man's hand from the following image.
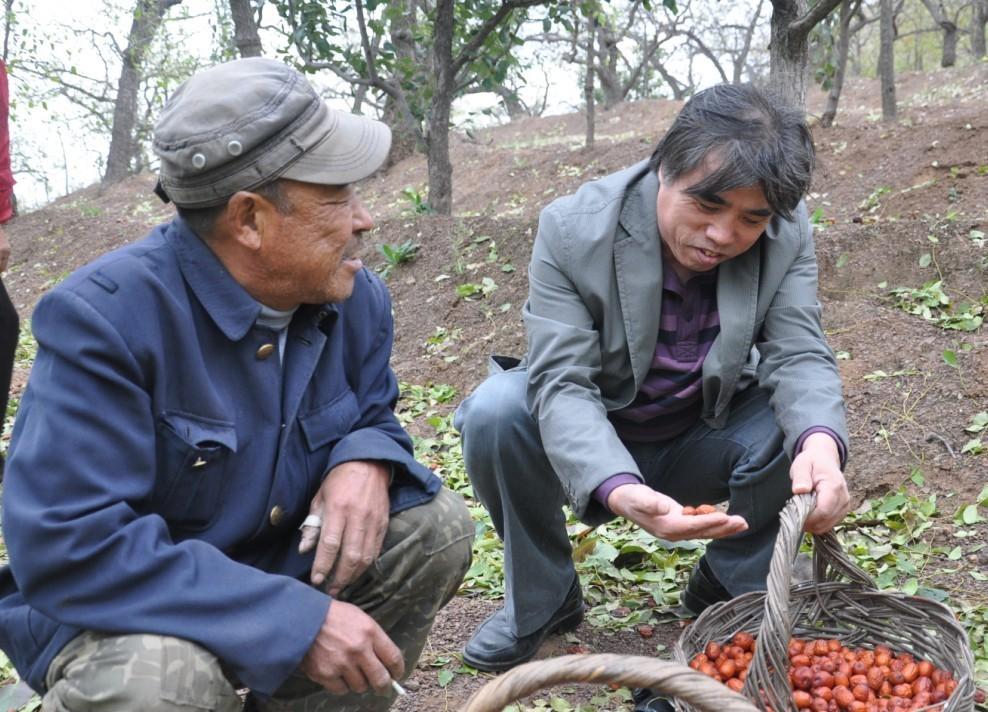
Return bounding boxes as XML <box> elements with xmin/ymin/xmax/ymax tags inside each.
<box><xmin>0</xmin><ymin>226</ymin><xmax>10</xmax><ymax>273</ymax></box>
<box><xmin>606</xmin><ymin>484</ymin><xmax>748</xmax><ymax>541</ymax></box>
<box><xmin>300</xmin><ymin>460</ymin><xmax>390</xmax><ymax>595</ymax></box>
<box><xmin>790</xmin><ymin>432</ymin><xmax>850</xmax><ymax>534</ymax></box>
<box><xmin>300</xmin><ymin>599</ymin><xmax>404</xmax><ymax>696</ymax></box>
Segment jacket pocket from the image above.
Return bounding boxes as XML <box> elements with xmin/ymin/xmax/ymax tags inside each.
<box><xmin>153</xmin><ymin>412</ymin><xmax>237</xmax><ymax>531</ymax></box>
<box><xmin>298</xmin><ymin>389</ymin><xmax>360</xmax><ymax>452</ymax></box>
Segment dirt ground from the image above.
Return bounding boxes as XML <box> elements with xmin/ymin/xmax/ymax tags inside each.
<box><xmin>2</xmin><ymin>64</ymin><xmax>987</xmax><ymax>710</ymax></box>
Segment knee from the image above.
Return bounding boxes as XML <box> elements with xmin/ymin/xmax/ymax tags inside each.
<box><xmin>45</xmin><ymin>633</ymin><xmax>241</xmax><ymax>712</ymax></box>
<box><xmin>404</xmin><ymin>489</ymin><xmax>473</xmax><ymax>596</ymax></box>
<box><xmin>454</xmin><ymin>372</ymin><xmax>532</xmax><ymax>450</ymax></box>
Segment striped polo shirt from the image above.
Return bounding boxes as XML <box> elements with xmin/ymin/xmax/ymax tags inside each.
<box><xmin>608</xmin><ymin>260</ymin><xmax>719</xmax><ymax>442</ymax></box>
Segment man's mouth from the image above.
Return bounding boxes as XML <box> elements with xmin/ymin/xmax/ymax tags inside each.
<box><xmin>342</xmin><ymin>240</ymin><xmax>362</xmax><ymax>264</ymax></box>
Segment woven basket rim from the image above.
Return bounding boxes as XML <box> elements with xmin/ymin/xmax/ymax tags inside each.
<box><xmin>671</xmin><ymin>494</ymin><xmax>976</xmax><ymax>712</ymax></box>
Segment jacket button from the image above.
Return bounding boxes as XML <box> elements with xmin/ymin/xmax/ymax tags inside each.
<box><xmin>269</xmin><ymin>505</ymin><xmax>285</xmax><ymax>526</ymax></box>
<box><xmin>256</xmin><ymin>343</ymin><xmax>276</xmax><ymax>360</ymax></box>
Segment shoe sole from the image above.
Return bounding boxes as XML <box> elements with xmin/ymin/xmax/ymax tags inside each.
<box><xmin>462</xmin><ymin>606</ymin><xmax>584</xmax><ymax>672</ymax></box>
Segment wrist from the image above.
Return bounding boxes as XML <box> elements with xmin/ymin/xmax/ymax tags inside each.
<box><xmin>802</xmin><ymin>432</ymin><xmax>839</xmax><ymax>459</ymax></box>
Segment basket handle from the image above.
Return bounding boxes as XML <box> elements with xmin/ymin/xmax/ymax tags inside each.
<box><xmin>741</xmin><ymin>493</ymin><xmax>875</xmax><ymax>710</ymax></box>
<box><xmin>463</xmin><ymin>654</ymin><xmax>761</xmax><ymax>712</ymax></box>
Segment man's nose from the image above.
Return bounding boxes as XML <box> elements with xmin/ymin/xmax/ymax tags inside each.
<box><xmin>705</xmin><ymin>216</ymin><xmax>735</xmax><ymax>246</ymax></box>
<box><xmin>352</xmin><ymin>197</ymin><xmax>375</xmax><ymax>232</ymax></box>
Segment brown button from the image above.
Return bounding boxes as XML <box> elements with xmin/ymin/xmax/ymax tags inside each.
<box><xmin>256</xmin><ymin>343</ymin><xmax>276</xmax><ymax>360</ymax></box>
<box><xmin>269</xmin><ymin>505</ymin><xmax>285</xmax><ymax>526</ymax></box>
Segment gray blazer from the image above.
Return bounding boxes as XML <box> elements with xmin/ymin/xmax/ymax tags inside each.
<box><xmin>523</xmin><ymin>160</ymin><xmax>848</xmax><ymax>518</ymax></box>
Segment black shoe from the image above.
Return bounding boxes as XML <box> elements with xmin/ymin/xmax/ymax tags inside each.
<box><xmin>462</xmin><ymin>576</ymin><xmax>584</xmax><ymax>672</ymax></box>
<box><xmin>680</xmin><ymin>556</ymin><xmax>732</xmax><ymax>616</ymax></box>
<box><xmin>632</xmin><ymin>687</ymin><xmax>676</xmax><ymax>711</ymax></box>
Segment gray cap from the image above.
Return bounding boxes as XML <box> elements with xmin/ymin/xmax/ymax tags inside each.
<box><xmin>152</xmin><ymin>57</ymin><xmax>392</xmax><ymax>208</ymax></box>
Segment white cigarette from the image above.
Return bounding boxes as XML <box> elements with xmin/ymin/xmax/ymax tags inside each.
<box><xmin>391</xmin><ymin>679</ymin><xmax>407</xmax><ymax>696</ymax></box>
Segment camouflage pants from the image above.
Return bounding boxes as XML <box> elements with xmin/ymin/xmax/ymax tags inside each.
<box><xmin>43</xmin><ymin>487</ymin><xmax>473</xmax><ymax>712</ymax></box>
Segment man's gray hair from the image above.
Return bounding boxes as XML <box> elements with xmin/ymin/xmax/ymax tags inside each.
<box><xmin>648</xmin><ymin>83</ymin><xmax>814</xmax><ymax>221</ymax></box>
<box><xmin>177</xmin><ymin>180</ymin><xmax>291</xmax><ymax>241</ymax></box>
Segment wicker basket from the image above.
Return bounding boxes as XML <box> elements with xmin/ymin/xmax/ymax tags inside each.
<box><xmin>463</xmin><ymin>654</ymin><xmax>760</xmax><ymax>712</ymax></box>
<box><xmin>673</xmin><ymin>493</ymin><xmax>976</xmax><ymax>711</ymax></box>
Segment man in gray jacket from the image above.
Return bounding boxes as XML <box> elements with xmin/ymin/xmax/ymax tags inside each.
<box><xmin>454</xmin><ymin>84</ymin><xmax>850</xmax><ymax>709</ymax></box>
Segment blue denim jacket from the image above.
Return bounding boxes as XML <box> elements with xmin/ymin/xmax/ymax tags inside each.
<box><xmin>0</xmin><ymin>218</ymin><xmax>440</xmax><ymax>695</ymax></box>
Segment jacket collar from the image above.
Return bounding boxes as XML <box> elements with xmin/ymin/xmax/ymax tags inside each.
<box><xmin>168</xmin><ymin>217</ymin><xmax>263</xmax><ymax>342</ymax></box>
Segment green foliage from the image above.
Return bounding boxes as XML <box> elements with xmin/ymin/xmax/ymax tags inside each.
<box><xmin>838</xmin><ymin>481</ymin><xmax>988</xmax><ymax>683</ymax></box>
<box><xmin>270</xmin><ymin>0</ymin><xmax>568</xmax><ymax>126</ymax></box>
<box><xmin>0</xmin><ymin>651</ymin><xmax>39</xmax><ymax>710</ymax></box>
<box><xmin>890</xmin><ymin>280</ymin><xmax>985</xmax><ymax>331</ymax></box>
<box><xmin>859</xmin><ymin>186</ymin><xmax>891</xmax><ymax>212</ymax></box>
<box><xmin>810</xmin><ymin>206</ymin><xmax>835</xmax><ymax>231</ymax></box>
<box><xmin>962</xmin><ymin>411</ymin><xmax>988</xmax><ymax>455</ymax></box>
<box><xmin>376</xmin><ymin>240</ymin><xmax>420</xmax><ymax>279</ymax></box>
<box><xmin>400</xmin><ymin>187</ymin><xmax>433</xmax><ymax>215</ymax></box>
<box><xmin>456</xmin><ymin>277</ymin><xmax>498</xmax><ymax>299</ymax></box>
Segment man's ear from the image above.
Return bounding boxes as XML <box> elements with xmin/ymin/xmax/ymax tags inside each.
<box><xmin>225</xmin><ymin>191</ymin><xmax>277</xmax><ymax>251</ymax></box>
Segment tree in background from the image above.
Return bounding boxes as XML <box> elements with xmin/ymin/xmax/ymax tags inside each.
<box><xmin>10</xmin><ymin>0</ymin><xmax>200</xmax><ymax>193</ymax></box>
<box><xmin>103</xmin><ymin>0</ymin><xmax>184</xmax><ymax>185</ymax></box>
<box><xmin>768</xmin><ymin>0</ymin><xmax>845</xmax><ymax>105</ymax></box>
<box><xmin>228</xmin><ymin>0</ymin><xmax>262</xmax><ymax>57</ymax></box>
<box><xmin>918</xmin><ymin>0</ymin><xmax>960</xmax><ymax>66</ymax></box>
<box><xmin>879</xmin><ymin>0</ymin><xmax>897</xmax><ymax>119</ymax></box>
<box><xmin>272</xmin><ymin>0</ymin><xmax>564</xmax><ymax>215</ymax></box>
<box><xmin>973</xmin><ymin>0</ymin><xmax>987</xmax><ymax>56</ymax></box>
<box><xmin>818</xmin><ymin>0</ymin><xmax>867</xmax><ymax>127</ymax></box>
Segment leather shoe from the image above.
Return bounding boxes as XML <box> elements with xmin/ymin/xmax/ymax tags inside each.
<box><xmin>680</xmin><ymin>556</ymin><xmax>731</xmax><ymax>616</ymax></box>
<box><xmin>463</xmin><ymin>576</ymin><xmax>584</xmax><ymax>672</ymax></box>
<box><xmin>632</xmin><ymin>687</ymin><xmax>675</xmax><ymax>711</ymax></box>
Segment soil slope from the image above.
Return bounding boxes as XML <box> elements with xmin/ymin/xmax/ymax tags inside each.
<box><xmin>2</xmin><ymin>65</ymin><xmax>987</xmax><ymax>710</ymax></box>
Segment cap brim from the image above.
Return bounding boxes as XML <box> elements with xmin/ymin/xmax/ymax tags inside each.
<box><xmin>281</xmin><ymin>109</ymin><xmax>392</xmax><ymax>186</ymax></box>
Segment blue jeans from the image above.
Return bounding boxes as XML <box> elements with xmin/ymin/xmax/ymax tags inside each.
<box><xmin>454</xmin><ymin>368</ymin><xmax>791</xmax><ymax>637</ymax></box>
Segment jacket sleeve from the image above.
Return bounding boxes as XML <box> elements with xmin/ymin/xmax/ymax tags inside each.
<box><xmin>2</xmin><ymin>289</ymin><xmax>329</xmax><ymax>696</ymax></box>
<box><xmin>523</xmin><ymin>205</ymin><xmax>642</xmax><ymax>520</ymax></box>
<box><xmin>755</xmin><ymin>210</ymin><xmax>849</xmax><ymax>460</ymax></box>
<box><xmin>325</xmin><ymin>271</ymin><xmax>438</xmax><ymax>498</ymax></box>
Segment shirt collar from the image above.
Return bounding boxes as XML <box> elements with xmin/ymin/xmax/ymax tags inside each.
<box><xmin>168</xmin><ymin>217</ymin><xmax>263</xmax><ymax>342</ymax></box>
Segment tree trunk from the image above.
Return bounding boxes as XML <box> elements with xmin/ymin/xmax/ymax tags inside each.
<box><xmin>494</xmin><ymin>86</ymin><xmax>528</xmax><ymax>119</ymax></box>
<box><xmin>382</xmin><ymin>93</ymin><xmax>419</xmax><ymax>168</ymax></box>
<box><xmin>919</xmin><ymin>0</ymin><xmax>958</xmax><ymax>66</ymax></box>
<box><xmin>229</xmin><ymin>0</ymin><xmax>263</xmax><ymax>57</ymax></box>
<box><xmin>584</xmin><ymin>16</ymin><xmax>595</xmax><ymax>149</ymax></box>
<box><xmin>940</xmin><ymin>22</ymin><xmax>957</xmax><ymax>66</ymax></box>
<box><xmin>2</xmin><ymin>0</ymin><xmax>14</xmax><ymax>62</ymax></box>
<box><xmin>820</xmin><ymin>0</ymin><xmax>855</xmax><ymax>127</ymax></box>
<box><xmin>972</xmin><ymin>0</ymin><xmax>987</xmax><ymax>57</ymax></box>
<box><xmin>768</xmin><ymin>0</ymin><xmax>844</xmax><ymax>106</ymax></box>
<box><xmin>427</xmin><ymin>0</ymin><xmax>454</xmax><ymax>215</ymax></box>
<box><xmin>384</xmin><ymin>0</ymin><xmax>422</xmax><ymax>167</ymax></box>
<box><xmin>103</xmin><ymin>0</ymin><xmax>182</xmax><ymax>186</ymax></box>
<box><xmin>593</xmin><ymin>25</ymin><xmax>624</xmax><ymax>109</ymax></box>
<box><xmin>769</xmin><ymin>0</ymin><xmax>809</xmax><ymax>105</ymax></box>
<box><xmin>878</xmin><ymin>0</ymin><xmax>896</xmax><ymax>121</ymax></box>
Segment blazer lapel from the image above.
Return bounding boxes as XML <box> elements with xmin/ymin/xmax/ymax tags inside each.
<box><xmin>712</xmin><ymin>240</ymin><xmax>761</xmax><ymax>414</ymax></box>
<box><xmin>615</xmin><ymin>168</ymin><xmax>662</xmax><ymax>389</ymax></box>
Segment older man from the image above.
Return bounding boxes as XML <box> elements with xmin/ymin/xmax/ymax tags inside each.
<box><xmin>0</xmin><ymin>58</ymin><xmax>472</xmax><ymax>712</ymax></box>
<box><xmin>454</xmin><ymin>83</ymin><xmax>850</xmax><ymax>710</ymax></box>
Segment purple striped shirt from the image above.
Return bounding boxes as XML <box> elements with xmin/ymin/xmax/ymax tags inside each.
<box><xmin>609</xmin><ymin>262</ymin><xmax>719</xmax><ymax>442</ymax></box>
<box><xmin>592</xmin><ymin>261</ymin><xmax>847</xmax><ymax>512</ymax></box>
